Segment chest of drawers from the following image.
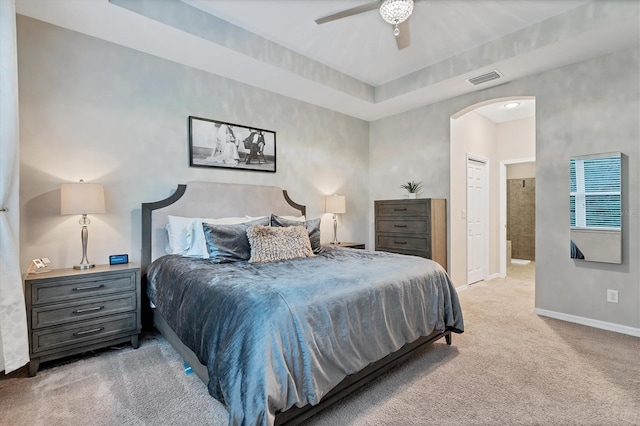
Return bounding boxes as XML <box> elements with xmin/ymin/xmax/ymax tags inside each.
<box><xmin>374</xmin><ymin>198</ymin><xmax>447</xmax><ymax>270</ymax></box>
<box><xmin>24</xmin><ymin>264</ymin><xmax>141</xmax><ymax>376</ymax></box>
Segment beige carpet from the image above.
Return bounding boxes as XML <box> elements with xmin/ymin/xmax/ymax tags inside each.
<box><xmin>506</xmin><ymin>260</ymin><xmax>536</xmax><ymax>282</ymax></box>
<box><xmin>2</xmin><ymin>266</ymin><xmax>638</xmax><ymax>425</ymax></box>
<box><xmin>0</xmin><ymin>334</ymin><xmax>227</xmax><ymax>426</ymax></box>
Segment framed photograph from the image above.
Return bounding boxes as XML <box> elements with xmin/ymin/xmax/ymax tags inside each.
<box><xmin>188</xmin><ymin>116</ymin><xmax>276</xmax><ymax>173</ymax></box>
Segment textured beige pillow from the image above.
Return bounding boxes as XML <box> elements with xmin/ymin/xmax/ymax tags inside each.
<box><xmin>247</xmin><ymin>225</ymin><xmax>314</xmax><ymax>263</ymax></box>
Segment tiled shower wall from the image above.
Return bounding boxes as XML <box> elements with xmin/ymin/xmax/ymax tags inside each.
<box><xmin>507</xmin><ymin>178</ymin><xmax>536</xmax><ymax>260</ymax></box>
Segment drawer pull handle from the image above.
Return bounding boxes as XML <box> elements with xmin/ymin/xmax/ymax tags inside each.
<box><xmin>72</xmin><ymin>284</ymin><xmax>104</xmax><ymax>291</ymax></box>
<box><xmin>73</xmin><ymin>327</ymin><xmax>104</xmax><ymax>337</ymax></box>
<box><xmin>394</xmin><ymin>241</ymin><xmax>408</xmax><ymax>245</ymax></box>
<box><xmin>73</xmin><ymin>306</ymin><xmax>104</xmax><ymax>314</ymax></box>
<box><xmin>393</xmin><ymin>208</ymin><xmax>407</xmax><ymax>211</ymax></box>
<box><xmin>393</xmin><ymin>224</ymin><xmax>408</xmax><ymax>228</ymax></box>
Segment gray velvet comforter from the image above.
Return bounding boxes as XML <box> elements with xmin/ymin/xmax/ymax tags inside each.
<box><xmin>147</xmin><ymin>247</ymin><xmax>464</xmax><ymax>426</ymax></box>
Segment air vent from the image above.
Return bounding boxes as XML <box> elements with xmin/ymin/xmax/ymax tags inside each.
<box><xmin>466</xmin><ymin>70</ymin><xmax>503</xmax><ymax>85</ymax></box>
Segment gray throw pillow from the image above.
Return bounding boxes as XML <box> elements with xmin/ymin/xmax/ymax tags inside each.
<box><xmin>270</xmin><ymin>215</ymin><xmax>323</xmax><ymax>253</ymax></box>
<box><xmin>202</xmin><ymin>217</ymin><xmax>269</xmax><ymax>262</ymax></box>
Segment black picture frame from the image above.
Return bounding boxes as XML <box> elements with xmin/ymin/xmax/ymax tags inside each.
<box><xmin>188</xmin><ymin>116</ymin><xmax>276</xmax><ymax>173</ymax></box>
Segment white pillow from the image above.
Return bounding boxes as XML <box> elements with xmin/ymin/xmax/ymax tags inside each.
<box><xmin>166</xmin><ymin>215</ymin><xmax>255</xmax><ymax>258</ymax></box>
<box><xmin>245</xmin><ymin>215</ymin><xmax>305</xmax><ymax>223</ymax></box>
<box><xmin>166</xmin><ymin>216</ymin><xmax>198</xmax><ymax>256</ymax></box>
<box><xmin>275</xmin><ymin>215</ymin><xmax>305</xmax><ymax>222</ymax></box>
<box><xmin>206</xmin><ymin>216</ymin><xmax>252</xmax><ymax>225</ymax></box>
<box><xmin>246</xmin><ymin>215</ymin><xmax>305</xmax><ymax>222</ymax></box>
<box><xmin>244</xmin><ymin>215</ymin><xmax>269</xmax><ymax>222</ymax></box>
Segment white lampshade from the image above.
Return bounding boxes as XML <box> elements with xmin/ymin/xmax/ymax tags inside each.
<box><xmin>325</xmin><ymin>195</ymin><xmax>346</xmax><ymax>214</ymax></box>
<box><xmin>61</xmin><ymin>182</ymin><xmax>105</xmax><ymax>215</ymax></box>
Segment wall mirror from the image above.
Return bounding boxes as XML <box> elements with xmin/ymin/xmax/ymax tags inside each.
<box><xmin>569</xmin><ymin>152</ymin><xmax>622</xmax><ymax>264</ymax></box>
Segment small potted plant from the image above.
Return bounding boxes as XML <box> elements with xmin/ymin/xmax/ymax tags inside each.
<box><xmin>400</xmin><ymin>181</ymin><xmax>422</xmax><ymax>199</ymax></box>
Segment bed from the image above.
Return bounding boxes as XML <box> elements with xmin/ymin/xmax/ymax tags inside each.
<box><xmin>141</xmin><ymin>182</ymin><xmax>464</xmax><ymax>425</ymax></box>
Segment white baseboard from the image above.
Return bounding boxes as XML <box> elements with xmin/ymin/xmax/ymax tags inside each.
<box><xmin>456</xmin><ymin>284</ymin><xmax>469</xmax><ymax>292</ymax></box>
<box><xmin>485</xmin><ymin>273</ymin><xmax>502</xmax><ymax>281</ymax></box>
<box><xmin>533</xmin><ymin>308</ymin><xmax>640</xmax><ymax>337</ymax></box>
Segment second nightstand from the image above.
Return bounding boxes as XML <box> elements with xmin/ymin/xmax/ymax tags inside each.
<box><xmin>331</xmin><ymin>242</ymin><xmax>366</xmax><ymax>249</ymax></box>
<box><xmin>24</xmin><ymin>263</ymin><xmax>141</xmax><ymax>376</ymax></box>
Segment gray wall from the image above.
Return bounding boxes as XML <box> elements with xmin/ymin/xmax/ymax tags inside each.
<box><xmin>535</xmin><ymin>49</ymin><xmax>638</xmax><ymax>329</ymax></box>
<box><xmin>17</xmin><ymin>16</ymin><xmax>640</xmax><ymax>331</ymax></box>
<box><xmin>370</xmin><ymin>47</ymin><xmax>639</xmax><ymax>330</ymax></box>
<box><xmin>17</xmin><ymin>16</ymin><xmax>369</xmax><ymax>270</ymax></box>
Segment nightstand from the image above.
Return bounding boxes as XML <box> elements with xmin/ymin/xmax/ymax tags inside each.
<box><xmin>331</xmin><ymin>242</ymin><xmax>366</xmax><ymax>249</ymax></box>
<box><xmin>24</xmin><ymin>263</ymin><xmax>141</xmax><ymax>376</ymax></box>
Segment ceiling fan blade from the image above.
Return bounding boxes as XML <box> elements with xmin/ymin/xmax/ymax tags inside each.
<box><xmin>395</xmin><ymin>20</ymin><xmax>410</xmax><ymax>50</ymax></box>
<box><xmin>315</xmin><ymin>2</ymin><xmax>381</xmax><ymax>25</ymax></box>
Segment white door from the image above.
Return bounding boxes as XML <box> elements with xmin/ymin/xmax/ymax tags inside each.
<box><xmin>467</xmin><ymin>156</ymin><xmax>487</xmax><ymax>285</ymax></box>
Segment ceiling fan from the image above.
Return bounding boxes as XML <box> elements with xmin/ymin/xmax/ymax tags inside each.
<box><xmin>314</xmin><ymin>0</ymin><xmax>418</xmax><ymax>50</ymax></box>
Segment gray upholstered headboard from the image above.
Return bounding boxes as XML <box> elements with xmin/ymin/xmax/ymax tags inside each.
<box><xmin>141</xmin><ymin>181</ymin><xmax>305</xmax><ymax>273</ymax></box>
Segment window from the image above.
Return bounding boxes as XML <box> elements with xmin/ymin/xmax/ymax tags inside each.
<box><xmin>570</xmin><ymin>155</ymin><xmax>621</xmax><ymax>229</ymax></box>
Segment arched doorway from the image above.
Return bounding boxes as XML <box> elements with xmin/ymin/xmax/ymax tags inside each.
<box><xmin>449</xmin><ymin>96</ymin><xmax>536</xmax><ymax>288</ymax></box>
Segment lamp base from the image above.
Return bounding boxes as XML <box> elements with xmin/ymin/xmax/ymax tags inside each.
<box><xmin>331</xmin><ymin>214</ymin><xmax>340</xmax><ymax>245</ymax></box>
<box><xmin>75</xmin><ymin>224</ymin><xmax>95</xmax><ymax>270</ymax></box>
<box><xmin>74</xmin><ymin>263</ymin><xmax>95</xmax><ymax>270</ymax></box>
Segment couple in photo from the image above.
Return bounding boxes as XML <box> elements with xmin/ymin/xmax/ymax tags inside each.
<box><xmin>206</xmin><ymin>123</ymin><xmax>240</xmax><ymax>165</ymax></box>
<box><xmin>206</xmin><ymin>124</ymin><xmax>266</xmax><ymax>166</ymax></box>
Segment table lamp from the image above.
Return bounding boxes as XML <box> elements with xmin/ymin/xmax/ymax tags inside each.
<box><xmin>325</xmin><ymin>194</ymin><xmax>346</xmax><ymax>245</ymax></box>
<box><xmin>61</xmin><ymin>180</ymin><xmax>105</xmax><ymax>269</ymax></box>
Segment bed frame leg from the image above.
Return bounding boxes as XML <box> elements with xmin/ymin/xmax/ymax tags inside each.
<box><xmin>445</xmin><ymin>332</ymin><xmax>451</xmax><ymax>345</ymax></box>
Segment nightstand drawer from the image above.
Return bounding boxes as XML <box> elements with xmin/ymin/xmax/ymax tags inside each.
<box><xmin>32</xmin><ymin>293</ymin><xmax>137</xmax><ymax>329</ymax></box>
<box><xmin>377</xmin><ymin>219</ymin><xmax>429</xmax><ymax>234</ymax></box>
<box><xmin>376</xmin><ymin>235</ymin><xmax>430</xmax><ymax>252</ymax></box>
<box><xmin>32</xmin><ymin>313</ymin><xmax>137</xmax><ymax>353</ymax></box>
<box><xmin>31</xmin><ymin>272</ymin><xmax>136</xmax><ymax>305</ymax></box>
<box><xmin>328</xmin><ymin>242</ymin><xmax>366</xmax><ymax>249</ymax></box>
<box><xmin>375</xmin><ymin>201</ymin><xmax>429</xmax><ymax>217</ymax></box>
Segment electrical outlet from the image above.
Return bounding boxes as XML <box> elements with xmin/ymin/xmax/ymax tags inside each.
<box><xmin>606</xmin><ymin>289</ymin><xmax>619</xmax><ymax>304</ymax></box>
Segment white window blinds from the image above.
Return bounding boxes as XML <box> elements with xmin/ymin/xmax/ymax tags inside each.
<box><xmin>570</xmin><ymin>155</ymin><xmax>621</xmax><ymax>229</ymax></box>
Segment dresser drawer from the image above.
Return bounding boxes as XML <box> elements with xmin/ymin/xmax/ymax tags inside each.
<box><xmin>32</xmin><ymin>293</ymin><xmax>137</xmax><ymax>329</ymax></box>
<box><xmin>376</xmin><ymin>235</ymin><xmax>430</xmax><ymax>252</ymax></box>
<box><xmin>375</xmin><ymin>201</ymin><xmax>429</xmax><ymax>217</ymax></box>
<box><xmin>31</xmin><ymin>313</ymin><xmax>138</xmax><ymax>353</ymax></box>
<box><xmin>377</xmin><ymin>218</ymin><xmax>429</xmax><ymax>234</ymax></box>
<box><xmin>31</xmin><ymin>272</ymin><xmax>136</xmax><ymax>305</ymax></box>
<box><xmin>380</xmin><ymin>247</ymin><xmax>429</xmax><ymax>258</ymax></box>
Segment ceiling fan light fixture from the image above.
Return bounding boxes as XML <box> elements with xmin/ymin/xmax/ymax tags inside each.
<box><xmin>379</xmin><ymin>0</ymin><xmax>414</xmax><ymax>25</ymax></box>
